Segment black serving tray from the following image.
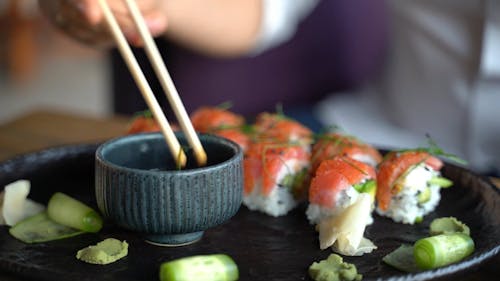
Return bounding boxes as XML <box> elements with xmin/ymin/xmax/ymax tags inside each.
<box><xmin>0</xmin><ymin>144</ymin><xmax>499</xmax><ymax>281</ymax></box>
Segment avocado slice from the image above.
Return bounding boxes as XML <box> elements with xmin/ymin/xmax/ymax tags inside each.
<box><xmin>428</xmin><ymin>176</ymin><xmax>453</xmax><ymax>188</ymax></box>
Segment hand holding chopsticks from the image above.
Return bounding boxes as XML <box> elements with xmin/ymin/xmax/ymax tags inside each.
<box><xmin>97</xmin><ymin>0</ymin><xmax>207</xmax><ymax>168</ymax></box>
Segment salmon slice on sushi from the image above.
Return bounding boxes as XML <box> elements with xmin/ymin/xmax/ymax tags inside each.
<box><xmin>214</xmin><ymin>128</ymin><xmax>251</xmax><ymax>152</ymax></box>
<box><xmin>190</xmin><ymin>106</ymin><xmax>250</xmax><ymax>152</ymax></box>
<box><xmin>253</xmin><ymin>112</ymin><xmax>313</xmax><ymax>148</ymax></box>
<box><xmin>127</xmin><ymin>117</ymin><xmax>161</xmax><ymax>134</ymax></box>
<box><xmin>126</xmin><ymin>110</ymin><xmax>179</xmax><ymax>134</ymax></box>
<box><xmin>190</xmin><ymin>106</ymin><xmax>245</xmax><ymax>133</ymax></box>
<box><xmin>376</xmin><ymin>149</ymin><xmax>454</xmax><ymax>224</ymax></box>
<box><xmin>311</xmin><ymin>132</ymin><xmax>382</xmax><ymax>171</ymax></box>
<box><xmin>306</xmin><ymin>156</ymin><xmax>377</xmax><ymax>256</ymax></box>
<box><xmin>243</xmin><ymin>141</ymin><xmax>311</xmax><ymax>217</ymax></box>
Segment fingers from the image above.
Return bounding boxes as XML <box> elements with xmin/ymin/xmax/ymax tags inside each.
<box><xmin>80</xmin><ymin>0</ymin><xmax>168</xmax><ymax>45</ymax></box>
<box><xmin>81</xmin><ymin>0</ymin><xmax>102</xmax><ymax>25</ymax></box>
<box><xmin>141</xmin><ymin>11</ymin><xmax>168</xmax><ymax>36</ymax></box>
<box><xmin>126</xmin><ymin>11</ymin><xmax>168</xmax><ymax>46</ymax></box>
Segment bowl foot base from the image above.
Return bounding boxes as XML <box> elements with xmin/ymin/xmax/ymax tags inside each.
<box><xmin>144</xmin><ymin>231</ymin><xmax>204</xmax><ymax>247</ymax></box>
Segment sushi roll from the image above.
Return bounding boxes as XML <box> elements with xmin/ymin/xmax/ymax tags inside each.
<box><xmin>376</xmin><ymin>150</ymin><xmax>452</xmax><ymax>224</ymax></box>
<box><xmin>190</xmin><ymin>106</ymin><xmax>250</xmax><ymax>151</ymax></box>
<box><xmin>213</xmin><ymin>128</ymin><xmax>251</xmax><ymax>153</ymax></box>
<box><xmin>306</xmin><ymin>156</ymin><xmax>377</xmax><ymax>224</ymax></box>
<box><xmin>311</xmin><ymin>133</ymin><xmax>382</xmax><ymax>171</ymax></box>
<box><xmin>253</xmin><ymin>112</ymin><xmax>313</xmax><ymax>148</ymax></box>
<box><xmin>306</xmin><ymin>156</ymin><xmax>377</xmax><ymax>255</ymax></box>
<box><xmin>126</xmin><ymin>110</ymin><xmax>179</xmax><ymax>134</ymax></box>
<box><xmin>243</xmin><ymin>141</ymin><xmax>311</xmax><ymax>217</ymax></box>
<box><xmin>190</xmin><ymin>106</ymin><xmax>245</xmax><ymax>133</ymax></box>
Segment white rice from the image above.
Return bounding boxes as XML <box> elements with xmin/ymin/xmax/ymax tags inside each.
<box><xmin>305</xmin><ymin>186</ymin><xmax>360</xmax><ymax>224</ymax></box>
<box><xmin>376</xmin><ymin>164</ymin><xmax>442</xmax><ymax>224</ymax></box>
<box><xmin>243</xmin><ymin>186</ymin><xmax>298</xmax><ymax>217</ymax></box>
<box><xmin>243</xmin><ymin>158</ymin><xmax>309</xmax><ymax>217</ymax></box>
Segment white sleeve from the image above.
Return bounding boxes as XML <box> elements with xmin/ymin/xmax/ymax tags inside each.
<box><xmin>250</xmin><ymin>0</ymin><xmax>320</xmax><ymax>55</ymax></box>
<box><xmin>479</xmin><ymin>0</ymin><xmax>500</xmax><ymax>78</ymax></box>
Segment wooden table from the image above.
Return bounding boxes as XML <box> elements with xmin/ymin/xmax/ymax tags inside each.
<box><xmin>0</xmin><ymin>109</ymin><xmax>129</xmax><ymax>162</ymax></box>
<box><xmin>0</xmin><ymin>109</ymin><xmax>498</xmax><ymax>280</ymax></box>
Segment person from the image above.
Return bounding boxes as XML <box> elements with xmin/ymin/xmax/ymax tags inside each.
<box><xmin>316</xmin><ymin>0</ymin><xmax>500</xmax><ymax>174</ymax></box>
<box><xmin>38</xmin><ymin>0</ymin><xmax>388</xmax><ymax>131</ymax></box>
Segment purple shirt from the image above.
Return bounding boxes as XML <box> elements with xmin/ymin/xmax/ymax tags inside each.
<box><xmin>111</xmin><ymin>0</ymin><xmax>387</xmax><ymax>121</ymax></box>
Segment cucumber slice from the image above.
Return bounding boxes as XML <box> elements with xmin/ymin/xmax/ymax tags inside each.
<box><xmin>414</xmin><ymin>233</ymin><xmax>474</xmax><ymax>270</ymax></box>
<box><xmin>9</xmin><ymin>212</ymin><xmax>83</xmax><ymax>243</ymax></box>
<box><xmin>428</xmin><ymin>176</ymin><xmax>453</xmax><ymax>188</ymax></box>
<box><xmin>430</xmin><ymin>217</ymin><xmax>470</xmax><ymax>236</ymax></box>
<box><xmin>382</xmin><ymin>244</ymin><xmax>420</xmax><ymax>273</ymax></box>
<box><xmin>47</xmin><ymin>192</ymin><xmax>103</xmax><ymax>233</ymax></box>
<box><xmin>160</xmin><ymin>254</ymin><xmax>239</xmax><ymax>281</ymax></box>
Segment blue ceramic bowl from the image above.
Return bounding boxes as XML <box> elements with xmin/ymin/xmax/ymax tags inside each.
<box><xmin>95</xmin><ymin>132</ymin><xmax>243</xmax><ymax>246</ymax></box>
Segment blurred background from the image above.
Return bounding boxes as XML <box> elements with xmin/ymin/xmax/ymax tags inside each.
<box><xmin>0</xmin><ymin>0</ymin><xmax>499</xmax><ymax>176</ymax></box>
<box><xmin>0</xmin><ymin>0</ymin><xmax>112</xmax><ymax>123</ymax></box>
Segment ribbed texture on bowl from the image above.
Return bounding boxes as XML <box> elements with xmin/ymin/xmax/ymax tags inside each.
<box><xmin>95</xmin><ymin>158</ymin><xmax>243</xmax><ymax>234</ymax></box>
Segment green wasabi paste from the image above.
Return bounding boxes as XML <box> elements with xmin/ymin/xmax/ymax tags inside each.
<box><xmin>76</xmin><ymin>238</ymin><xmax>128</xmax><ymax>265</ymax></box>
<box><xmin>309</xmin><ymin>254</ymin><xmax>362</xmax><ymax>281</ymax></box>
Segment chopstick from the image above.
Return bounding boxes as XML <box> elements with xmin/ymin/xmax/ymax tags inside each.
<box><xmin>97</xmin><ymin>0</ymin><xmax>207</xmax><ymax>167</ymax></box>
<box><xmin>97</xmin><ymin>0</ymin><xmax>186</xmax><ymax>168</ymax></box>
<box><xmin>122</xmin><ymin>0</ymin><xmax>207</xmax><ymax>167</ymax></box>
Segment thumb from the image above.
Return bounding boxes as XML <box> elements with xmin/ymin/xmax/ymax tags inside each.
<box><xmin>146</xmin><ymin>13</ymin><xmax>168</xmax><ymax>37</ymax></box>
<box><xmin>80</xmin><ymin>0</ymin><xmax>103</xmax><ymax>25</ymax></box>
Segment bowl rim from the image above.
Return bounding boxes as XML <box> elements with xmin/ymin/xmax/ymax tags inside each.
<box><xmin>95</xmin><ymin>132</ymin><xmax>243</xmax><ymax>175</ymax></box>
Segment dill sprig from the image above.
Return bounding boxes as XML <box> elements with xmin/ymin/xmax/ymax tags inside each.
<box><xmin>311</xmin><ymin>124</ymin><xmax>349</xmax><ymax>143</ymax></box>
<box><xmin>340</xmin><ymin>156</ymin><xmax>370</xmax><ymax>177</ymax></box>
<box><xmin>275</xmin><ymin>103</ymin><xmax>285</xmax><ymax>117</ymax></box>
<box><xmin>398</xmin><ymin>135</ymin><xmax>467</xmax><ymax>165</ymax></box>
<box><xmin>132</xmin><ymin>109</ymin><xmax>154</xmax><ymax>119</ymax></box>
<box><xmin>215</xmin><ymin>101</ymin><xmax>234</xmax><ymax>111</ymax></box>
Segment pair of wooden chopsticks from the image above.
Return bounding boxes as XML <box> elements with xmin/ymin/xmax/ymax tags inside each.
<box><xmin>97</xmin><ymin>0</ymin><xmax>206</xmax><ymax>168</ymax></box>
